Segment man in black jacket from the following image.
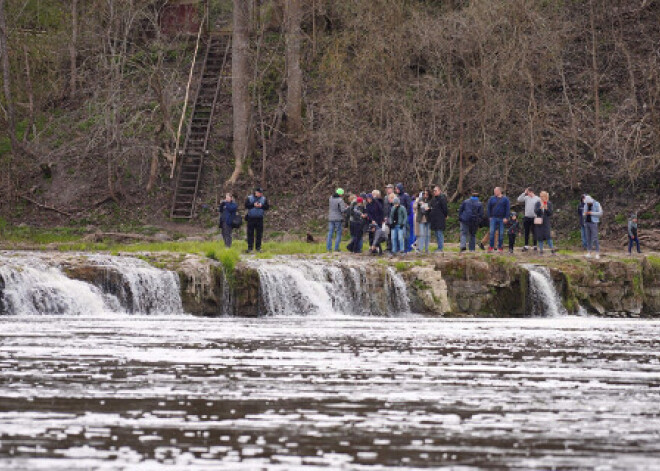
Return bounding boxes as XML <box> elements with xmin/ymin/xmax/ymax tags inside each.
<box><xmin>428</xmin><ymin>185</ymin><xmax>448</xmax><ymax>252</ymax></box>
<box><xmin>245</xmin><ymin>187</ymin><xmax>270</xmax><ymax>253</ymax></box>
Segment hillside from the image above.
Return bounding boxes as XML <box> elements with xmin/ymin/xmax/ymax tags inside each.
<box><xmin>0</xmin><ymin>0</ymin><xmax>658</xmax><ymax>242</ymax></box>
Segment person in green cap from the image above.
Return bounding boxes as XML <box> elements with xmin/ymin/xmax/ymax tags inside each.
<box><xmin>327</xmin><ymin>187</ymin><xmax>348</xmax><ymax>252</ymax></box>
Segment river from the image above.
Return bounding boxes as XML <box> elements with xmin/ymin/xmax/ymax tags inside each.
<box><xmin>1</xmin><ymin>316</ymin><xmax>659</xmax><ymax>470</ymax></box>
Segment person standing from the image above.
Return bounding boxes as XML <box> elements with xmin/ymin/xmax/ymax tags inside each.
<box><xmin>583</xmin><ymin>195</ymin><xmax>603</xmax><ymax>259</ymax></box>
<box><xmin>628</xmin><ymin>213</ymin><xmax>642</xmax><ymax>254</ymax></box>
<box><xmin>389</xmin><ymin>197</ymin><xmax>407</xmax><ymax>255</ymax></box>
<box><xmin>458</xmin><ymin>191</ymin><xmax>483</xmax><ymax>252</ymax></box>
<box><xmin>364</xmin><ymin>193</ymin><xmax>384</xmax><ymax>249</ymax></box>
<box><xmin>517</xmin><ymin>187</ymin><xmax>541</xmax><ymax>252</ymax></box>
<box><xmin>506</xmin><ymin>212</ymin><xmax>520</xmax><ymax>254</ymax></box>
<box><xmin>327</xmin><ymin>188</ymin><xmax>347</xmax><ymax>252</ymax></box>
<box><xmin>428</xmin><ymin>185</ymin><xmax>448</xmax><ymax>253</ymax></box>
<box><xmin>383</xmin><ymin>184</ymin><xmax>395</xmax><ymax>252</ymax></box>
<box><xmin>218</xmin><ymin>193</ymin><xmax>238</xmax><ymax>248</ymax></box>
<box><xmin>487</xmin><ymin>187</ymin><xmax>510</xmax><ymax>253</ymax></box>
<box><xmin>415</xmin><ymin>189</ymin><xmax>431</xmax><ymax>254</ymax></box>
<box><xmin>394</xmin><ymin>183</ymin><xmax>414</xmax><ymax>252</ymax></box>
<box><xmin>578</xmin><ymin>195</ymin><xmax>587</xmax><ymax>250</ymax></box>
<box><xmin>349</xmin><ymin>196</ymin><xmax>366</xmax><ymax>253</ymax></box>
<box><xmin>534</xmin><ymin>191</ymin><xmax>556</xmax><ymax>255</ymax></box>
<box><xmin>245</xmin><ymin>187</ymin><xmax>269</xmax><ymax>253</ymax></box>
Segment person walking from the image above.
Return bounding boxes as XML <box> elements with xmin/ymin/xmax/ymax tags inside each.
<box><xmin>517</xmin><ymin>187</ymin><xmax>541</xmax><ymax>252</ymax></box>
<box><xmin>245</xmin><ymin>187</ymin><xmax>269</xmax><ymax>253</ymax></box>
<box><xmin>534</xmin><ymin>191</ymin><xmax>556</xmax><ymax>255</ymax></box>
<box><xmin>415</xmin><ymin>189</ymin><xmax>431</xmax><ymax>254</ymax></box>
<box><xmin>428</xmin><ymin>185</ymin><xmax>448</xmax><ymax>253</ymax></box>
<box><xmin>487</xmin><ymin>187</ymin><xmax>510</xmax><ymax>253</ymax></box>
<box><xmin>583</xmin><ymin>195</ymin><xmax>603</xmax><ymax>259</ymax></box>
<box><xmin>349</xmin><ymin>196</ymin><xmax>366</xmax><ymax>253</ymax></box>
<box><xmin>458</xmin><ymin>191</ymin><xmax>483</xmax><ymax>252</ymax></box>
<box><xmin>218</xmin><ymin>193</ymin><xmax>238</xmax><ymax>248</ymax></box>
<box><xmin>578</xmin><ymin>195</ymin><xmax>587</xmax><ymax>250</ymax></box>
<box><xmin>506</xmin><ymin>212</ymin><xmax>520</xmax><ymax>254</ymax></box>
<box><xmin>389</xmin><ymin>197</ymin><xmax>407</xmax><ymax>255</ymax></box>
<box><xmin>327</xmin><ymin>188</ymin><xmax>347</xmax><ymax>252</ymax></box>
<box><xmin>628</xmin><ymin>213</ymin><xmax>642</xmax><ymax>254</ymax></box>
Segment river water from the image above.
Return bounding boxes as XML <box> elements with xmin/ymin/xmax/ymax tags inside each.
<box><xmin>1</xmin><ymin>316</ymin><xmax>659</xmax><ymax>470</ymax></box>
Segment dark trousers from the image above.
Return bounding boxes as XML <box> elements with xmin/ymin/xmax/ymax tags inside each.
<box><xmin>247</xmin><ymin>218</ymin><xmax>264</xmax><ymax>250</ymax></box>
<box><xmin>523</xmin><ymin>217</ymin><xmax>537</xmax><ymax>247</ymax></box>
<box><xmin>628</xmin><ymin>236</ymin><xmax>641</xmax><ymax>253</ymax></box>
<box><xmin>508</xmin><ymin>233</ymin><xmax>517</xmax><ymax>251</ymax></box>
<box><xmin>221</xmin><ymin>221</ymin><xmax>233</xmax><ymax>248</ymax></box>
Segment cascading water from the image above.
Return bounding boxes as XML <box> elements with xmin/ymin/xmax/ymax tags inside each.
<box><xmin>251</xmin><ymin>259</ymin><xmax>410</xmax><ymax>316</ymax></box>
<box><xmin>0</xmin><ymin>253</ymin><xmax>182</xmax><ymax>316</ymax></box>
<box><xmin>524</xmin><ymin>264</ymin><xmax>566</xmax><ymax>317</ymax></box>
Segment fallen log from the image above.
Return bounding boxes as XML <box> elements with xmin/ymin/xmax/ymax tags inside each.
<box><xmin>20</xmin><ymin>195</ymin><xmax>73</xmax><ymax>217</ymax></box>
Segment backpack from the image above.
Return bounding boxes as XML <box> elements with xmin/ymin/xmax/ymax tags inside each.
<box><xmin>231</xmin><ymin>214</ymin><xmax>243</xmax><ymax>229</ymax></box>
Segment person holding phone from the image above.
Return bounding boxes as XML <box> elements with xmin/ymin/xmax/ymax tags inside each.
<box><xmin>218</xmin><ymin>193</ymin><xmax>238</xmax><ymax>248</ymax></box>
<box><xmin>533</xmin><ymin>191</ymin><xmax>556</xmax><ymax>255</ymax></box>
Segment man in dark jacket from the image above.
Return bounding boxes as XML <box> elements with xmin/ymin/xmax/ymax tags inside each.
<box><xmin>486</xmin><ymin>187</ymin><xmax>510</xmax><ymax>252</ymax></box>
<box><xmin>458</xmin><ymin>192</ymin><xmax>483</xmax><ymax>252</ymax></box>
<box><xmin>428</xmin><ymin>185</ymin><xmax>448</xmax><ymax>252</ymax></box>
<box><xmin>245</xmin><ymin>187</ymin><xmax>270</xmax><ymax>253</ymax></box>
<box><xmin>218</xmin><ymin>193</ymin><xmax>238</xmax><ymax>248</ymax></box>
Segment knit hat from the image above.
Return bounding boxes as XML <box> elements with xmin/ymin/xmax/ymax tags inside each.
<box><xmin>393</xmin><ymin>197</ymin><xmax>400</xmax><ymax>205</ymax></box>
<box><xmin>336</xmin><ymin>188</ymin><xmax>344</xmax><ymax>196</ymax></box>
<box><xmin>584</xmin><ymin>195</ymin><xmax>594</xmax><ymax>204</ymax></box>
<box><xmin>356</xmin><ymin>197</ymin><xmax>364</xmax><ymax>204</ymax></box>
<box><xmin>385</xmin><ymin>184</ymin><xmax>394</xmax><ymax>189</ymax></box>
<box><xmin>366</xmin><ymin>193</ymin><xmax>373</xmax><ymax>199</ymax></box>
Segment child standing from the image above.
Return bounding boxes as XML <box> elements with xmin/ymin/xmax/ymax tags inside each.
<box><xmin>506</xmin><ymin>212</ymin><xmax>520</xmax><ymax>254</ymax></box>
<box><xmin>628</xmin><ymin>213</ymin><xmax>642</xmax><ymax>254</ymax></box>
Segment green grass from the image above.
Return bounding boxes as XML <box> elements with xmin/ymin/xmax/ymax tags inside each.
<box><xmin>647</xmin><ymin>255</ymin><xmax>660</xmax><ymax>270</ymax></box>
<box><xmin>0</xmin><ymin>224</ymin><xmax>85</xmax><ymax>244</ymax></box>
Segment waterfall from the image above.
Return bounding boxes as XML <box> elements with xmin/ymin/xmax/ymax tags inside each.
<box><xmin>0</xmin><ymin>253</ymin><xmax>182</xmax><ymax>316</ymax></box>
<box><xmin>524</xmin><ymin>264</ymin><xmax>566</xmax><ymax>317</ymax></box>
<box><xmin>251</xmin><ymin>259</ymin><xmax>410</xmax><ymax>316</ymax></box>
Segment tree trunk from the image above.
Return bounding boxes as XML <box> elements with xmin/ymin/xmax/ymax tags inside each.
<box><xmin>0</xmin><ymin>0</ymin><xmax>18</xmax><ymax>157</ymax></box>
<box><xmin>589</xmin><ymin>0</ymin><xmax>600</xmax><ymax>161</ymax></box>
<box><xmin>228</xmin><ymin>0</ymin><xmax>251</xmax><ymax>184</ymax></box>
<box><xmin>69</xmin><ymin>0</ymin><xmax>78</xmax><ymax>96</ymax></box>
<box><xmin>284</xmin><ymin>0</ymin><xmax>303</xmax><ymax>134</ymax></box>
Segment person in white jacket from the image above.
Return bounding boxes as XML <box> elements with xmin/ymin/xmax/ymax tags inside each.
<box><xmin>517</xmin><ymin>188</ymin><xmax>541</xmax><ymax>251</ymax></box>
<box><xmin>583</xmin><ymin>195</ymin><xmax>603</xmax><ymax>259</ymax></box>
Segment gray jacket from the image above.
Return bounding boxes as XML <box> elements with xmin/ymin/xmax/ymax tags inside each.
<box><xmin>517</xmin><ymin>192</ymin><xmax>541</xmax><ymax>218</ymax></box>
<box><xmin>328</xmin><ymin>195</ymin><xmax>347</xmax><ymax>222</ymax></box>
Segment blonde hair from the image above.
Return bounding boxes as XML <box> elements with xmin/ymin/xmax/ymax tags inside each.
<box><xmin>372</xmin><ymin>189</ymin><xmax>381</xmax><ymax>199</ymax></box>
<box><xmin>388</xmin><ymin>193</ymin><xmax>396</xmax><ymax>202</ymax></box>
<box><xmin>540</xmin><ymin>191</ymin><xmax>549</xmax><ymax>202</ymax></box>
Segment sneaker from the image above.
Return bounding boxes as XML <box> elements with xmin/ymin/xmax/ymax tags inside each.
<box><xmin>539</xmin><ymin>250</ymin><xmax>544</xmax><ymax>256</ymax></box>
<box><xmin>479</xmin><ymin>242</ymin><xmax>485</xmax><ymax>250</ymax></box>
<box><xmin>533</xmin><ymin>246</ymin><xmax>538</xmax><ymax>251</ymax></box>
<box><xmin>498</xmin><ymin>248</ymin><xmax>504</xmax><ymax>253</ymax></box>
<box><xmin>522</xmin><ymin>246</ymin><xmax>529</xmax><ymax>252</ymax></box>
<box><xmin>595</xmin><ymin>253</ymin><xmax>601</xmax><ymax>259</ymax></box>
<box><xmin>460</xmin><ymin>247</ymin><xmax>466</xmax><ymax>253</ymax></box>
<box><xmin>487</xmin><ymin>247</ymin><xmax>494</xmax><ymax>253</ymax></box>
<box><xmin>509</xmin><ymin>249</ymin><xmax>514</xmax><ymax>254</ymax></box>
<box><xmin>585</xmin><ymin>252</ymin><xmax>591</xmax><ymax>258</ymax></box>
<box><xmin>256</xmin><ymin>249</ymin><xmax>262</xmax><ymax>253</ymax></box>
<box><xmin>551</xmin><ymin>249</ymin><xmax>557</xmax><ymax>254</ymax></box>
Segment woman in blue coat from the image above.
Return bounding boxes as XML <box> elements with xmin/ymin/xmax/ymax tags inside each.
<box><xmin>218</xmin><ymin>193</ymin><xmax>238</xmax><ymax>247</ymax></box>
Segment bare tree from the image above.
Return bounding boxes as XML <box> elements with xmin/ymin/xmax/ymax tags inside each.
<box><xmin>69</xmin><ymin>0</ymin><xmax>78</xmax><ymax>96</ymax></box>
<box><xmin>228</xmin><ymin>0</ymin><xmax>251</xmax><ymax>184</ymax></box>
<box><xmin>284</xmin><ymin>0</ymin><xmax>303</xmax><ymax>134</ymax></box>
<box><xmin>0</xmin><ymin>0</ymin><xmax>17</xmax><ymax>157</ymax></box>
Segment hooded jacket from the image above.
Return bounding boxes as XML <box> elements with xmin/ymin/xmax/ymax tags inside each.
<box><xmin>328</xmin><ymin>194</ymin><xmax>347</xmax><ymax>222</ymax></box>
<box><xmin>428</xmin><ymin>194</ymin><xmax>448</xmax><ymax>231</ymax></box>
<box><xmin>218</xmin><ymin>200</ymin><xmax>238</xmax><ymax>226</ymax></box>
<box><xmin>583</xmin><ymin>198</ymin><xmax>603</xmax><ymax>224</ymax></box>
<box><xmin>395</xmin><ymin>184</ymin><xmax>412</xmax><ymax>219</ymax></box>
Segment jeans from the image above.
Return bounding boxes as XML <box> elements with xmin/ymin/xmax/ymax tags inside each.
<box><xmin>326</xmin><ymin>221</ymin><xmax>343</xmax><ymax>251</ymax></box>
<box><xmin>523</xmin><ymin>217</ymin><xmax>537</xmax><ymax>247</ymax></box>
<box><xmin>460</xmin><ymin>222</ymin><xmax>476</xmax><ymax>251</ymax></box>
<box><xmin>392</xmin><ymin>226</ymin><xmax>405</xmax><ymax>253</ymax></box>
<box><xmin>538</xmin><ymin>239</ymin><xmax>554</xmax><ymax>252</ymax></box>
<box><xmin>435</xmin><ymin>230</ymin><xmax>444</xmax><ymax>252</ymax></box>
<box><xmin>584</xmin><ymin>221</ymin><xmax>600</xmax><ymax>252</ymax></box>
<box><xmin>417</xmin><ymin>223</ymin><xmax>430</xmax><ymax>253</ymax></box>
<box><xmin>580</xmin><ymin>225</ymin><xmax>587</xmax><ymax>249</ymax></box>
<box><xmin>628</xmin><ymin>236</ymin><xmax>641</xmax><ymax>253</ymax></box>
<box><xmin>490</xmin><ymin>218</ymin><xmax>505</xmax><ymax>249</ymax></box>
<box><xmin>349</xmin><ymin>222</ymin><xmax>363</xmax><ymax>253</ymax></box>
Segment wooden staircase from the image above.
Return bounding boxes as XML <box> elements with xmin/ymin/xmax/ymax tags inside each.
<box><xmin>171</xmin><ymin>33</ymin><xmax>231</xmax><ymax>219</ymax></box>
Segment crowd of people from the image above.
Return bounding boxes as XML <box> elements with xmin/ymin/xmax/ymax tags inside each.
<box><xmin>215</xmin><ymin>184</ymin><xmax>644</xmax><ymax>257</ymax></box>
